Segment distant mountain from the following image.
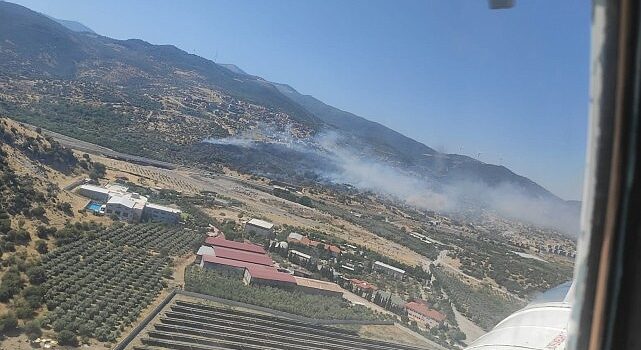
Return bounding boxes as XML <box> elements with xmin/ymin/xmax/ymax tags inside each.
<box><xmin>46</xmin><ymin>15</ymin><xmax>96</xmax><ymax>34</ymax></box>
<box><xmin>0</xmin><ymin>1</ymin><xmax>578</xmax><ymax>232</ymax></box>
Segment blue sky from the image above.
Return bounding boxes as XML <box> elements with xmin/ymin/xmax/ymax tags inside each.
<box><xmin>11</xmin><ymin>0</ymin><xmax>590</xmax><ymax>200</ymax></box>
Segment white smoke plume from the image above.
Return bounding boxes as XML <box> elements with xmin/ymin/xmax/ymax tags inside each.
<box><xmin>204</xmin><ymin>126</ymin><xmax>580</xmax><ymax>235</ymax></box>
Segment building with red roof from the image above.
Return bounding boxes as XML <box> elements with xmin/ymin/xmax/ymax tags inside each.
<box><xmin>208</xmin><ymin>246</ymin><xmax>273</xmax><ymax>266</ymax></box>
<box><xmin>405</xmin><ymin>301</ymin><xmax>447</xmax><ymax>328</ymax></box>
<box><xmin>349</xmin><ymin>278</ymin><xmax>378</xmax><ymax>293</ymax></box>
<box><xmin>325</xmin><ymin>244</ymin><xmax>342</xmax><ymax>256</ymax></box>
<box><xmin>201</xmin><ymin>255</ymin><xmax>258</xmax><ymax>270</ymax></box>
<box><xmin>199</xmin><ymin>255</ymin><xmax>259</xmax><ymax>277</ymax></box>
<box><xmin>243</xmin><ymin>266</ymin><xmax>297</xmax><ymax>288</ymax></box>
<box><xmin>199</xmin><ymin>237</ymin><xmax>346</xmax><ymax>293</ymax></box>
<box><xmin>204</xmin><ymin>237</ymin><xmax>266</xmax><ymax>254</ymax></box>
<box><xmin>199</xmin><ymin>237</ymin><xmax>297</xmax><ymax>288</ymax></box>
<box><xmin>287</xmin><ymin>233</ymin><xmax>341</xmax><ymax>256</ymax></box>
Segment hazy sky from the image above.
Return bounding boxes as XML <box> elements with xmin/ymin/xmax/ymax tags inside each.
<box><xmin>10</xmin><ymin>0</ymin><xmax>590</xmax><ymax>200</ymax></box>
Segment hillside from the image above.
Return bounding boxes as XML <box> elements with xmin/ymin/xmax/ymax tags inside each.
<box><xmin>1</xmin><ymin>119</ymin><xmax>78</xmax><ymax>221</ymax></box>
<box><xmin>0</xmin><ymin>1</ymin><xmax>578</xmax><ymax>232</ymax></box>
<box><xmin>48</xmin><ymin>17</ymin><xmax>96</xmax><ymax>34</ymax></box>
<box><xmin>0</xmin><ymin>117</ymin><xmax>112</xmax><ymax>335</ymax></box>
<box><xmin>269</xmin><ymin>82</ymin><xmax>559</xmax><ymax>198</ymax></box>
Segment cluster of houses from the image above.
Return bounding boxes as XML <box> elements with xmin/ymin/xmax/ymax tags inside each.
<box><xmin>281</xmin><ymin>232</ymin><xmax>446</xmax><ymax>329</ymax></box>
<box><xmin>287</xmin><ymin>232</ymin><xmax>342</xmax><ymax>257</ymax></box>
<box><xmin>199</xmin><ymin>219</ymin><xmax>447</xmax><ymax>329</ymax></box>
<box><xmin>76</xmin><ymin>183</ymin><xmax>181</xmax><ymax>223</ymax></box>
<box><xmin>196</xmin><ymin>233</ymin><xmax>344</xmax><ymax>298</ymax></box>
<box><xmin>344</xmin><ymin>277</ymin><xmax>446</xmax><ymax>329</ymax></box>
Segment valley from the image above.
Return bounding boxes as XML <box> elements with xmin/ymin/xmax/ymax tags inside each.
<box><xmin>0</xmin><ymin>3</ymin><xmax>578</xmax><ymax>350</ymax></box>
<box><xmin>0</xmin><ymin>118</ymin><xmax>574</xmax><ymax>349</ymax></box>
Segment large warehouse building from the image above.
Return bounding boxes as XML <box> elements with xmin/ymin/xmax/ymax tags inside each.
<box><xmin>204</xmin><ymin>237</ymin><xmax>266</xmax><ymax>254</ymax></box>
<box><xmin>243</xmin><ymin>267</ymin><xmax>297</xmax><ymax>288</ymax></box>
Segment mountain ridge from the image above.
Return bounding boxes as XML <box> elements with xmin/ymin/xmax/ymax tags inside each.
<box><xmin>219</xmin><ymin>64</ymin><xmax>566</xmax><ymax>203</ymax></box>
<box><xmin>44</xmin><ymin>14</ymin><xmax>96</xmax><ymax>34</ymax></box>
<box><xmin>0</xmin><ymin>1</ymin><xmax>580</xmax><ymax>232</ymax></box>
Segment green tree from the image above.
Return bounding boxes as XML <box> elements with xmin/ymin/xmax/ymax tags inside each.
<box><xmin>22</xmin><ymin>285</ymin><xmax>44</xmax><ymax>308</ymax></box>
<box><xmin>0</xmin><ymin>312</ymin><xmax>18</xmax><ymax>333</ymax></box>
<box><xmin>448</xmin><ymin>329</ymin><xmax>466</xmax><ymax>342</ymax></box>
<box><xmin>30</xmin><ymin>206</ymin><xmax>46</xmax><ymax>218</ymax></box>
<box><xmin>78</xmin><ymin>322</ymin><xmax>95</xmax><ymax>337</ymax></box>
<box><xmin>90</xmin><ymin>162</ymin><xmax>107</xmax><ymax>180</ymax></box>
<box><xmin>23</xmin><ymin>319</ymin><xmax>42</xmax><ymax>340</ymax></box>
<box><xmin>35</xmin><ymin>240</ymin><xmax>48</xmax><ymax>254</ymax></box>
<box><xmin>57</xmin><ymin>329</ymin><xmax>78</xmax><ymax>346</ymax></box>
<box><xmin>26</xmin><ymin>266</ymin><xmax>47</xmax><ymax>285</ymax></box>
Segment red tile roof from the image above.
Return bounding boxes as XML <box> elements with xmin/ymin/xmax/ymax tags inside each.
<box><xmin>246</xmin><ymin>266</ymin><xmax>297</xmax><ymax>284</ymax></box>
<box><xmin>349</xmin><ymin>278</ymin><xmax>378</xmax><ymax>291</ymax></box>
<box><xmin>211</xmin><ymin>246</ymin><xmax>273</xmax><ymax>266</ymax></box>
<box><xmin>202</xmin><ymin>256</ymin><xmax>296</xmax><ymax>284</ymax></box>
<box><xmin>205</xmin><ymin>237</ymin><xmax>266</xmax><ymax>254</ymax></box>
<box><xmin>405</xmin><ymin>301</ymin><xmax>446</xmax><ymax>322</ymax></box>
<box><xmin>326</xmin><ymin>244</ymin><xmax>341</xmax><ymax>254</ymax></box>
<box><xmin>202</xmin><ymin>255</ymin><xmax>262</xmax><ymax>269</ymax></box>
<box><xmin>289</xmin><ymin>235</ymin><xmax>341</xmax><ymax>254</ymax></box>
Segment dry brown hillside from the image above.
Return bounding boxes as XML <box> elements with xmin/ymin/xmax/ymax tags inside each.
<box><xmin>0</xmin><ymin>117</ymin><xmax>109</xmax><ymax>334</ymax></box>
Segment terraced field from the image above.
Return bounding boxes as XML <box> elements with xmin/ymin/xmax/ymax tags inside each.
<box><xmin>131</xmin><ymin>299</ymin><xmax>432</xmax><ymax>350</ymax></box>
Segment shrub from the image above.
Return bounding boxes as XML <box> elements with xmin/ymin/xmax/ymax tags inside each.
<box><xmin>57</xmin><ymin>329</ymin><xmax>78</xmax><ymax>346</ymax></box>
<box><xmin>22</xmin><ymin>285</ymin><xmax>44</xmax><ymax>308</ymax></box>
<box><xmin>89</xmin><ymin>162</ymin><xmax>106</xmax><ymax>180</ymax></box>
<box><xmin>0</xmin><ymin>285</ymin><xmax>12</xmax><ymax>303</ymax></box>
<box><xmin>30</xmin><ymin>206</ymin><xmax>46</xmax><ymax>218</ymax></box>
<box><xmin>23</xmin><ymin>319</ymin><xmax>42</xmax><ymax>340</ymax></box>
<box><xmin>36</xmin><ymin>240</ymin><xmax>48</xmax><ymax>254</ymax></box>
<box><xmin>15</xmin><ymin>303</ymin><xmax>35</xmax><ymax>319</ymax></box>
<box><xmin>36</xmin><ymin>225</ymin><xmax>56</xmax><ymax>238</ymax></box>
<box><xmin>0</xmin><ymin>312</ymin><xmax>18</xmax><ymax>333</ymax></box>
<box><xmin>26</xmin><ymin>266</ymin><xmax>47</xmax><ymax>285</ymax></box>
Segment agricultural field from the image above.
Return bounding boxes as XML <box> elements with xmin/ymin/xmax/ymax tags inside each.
<box><xmin>443</xmin><ymin>233</ymin><xmax>573</xmax><ymax>298</ymax></box>
<box><xmin>432</xmin><ymin>267</ymin><xmax>526</xmax><ymax>331</ymax></box>
<box><xmin>39</xmin><ymin>224</ymin><xmax>204</xmax><ymax>344</ymax></box>
<box><xmin>102</xmin><ymin>223</ymin><xmax>203</xmax><ymax>256</ymax></box>
<box><xmin>96</xmin><ymin>157</ymin><xmax>201</xmax><ymax>194</ymax></box>
<box><xmin>184</xmin><ymin>266</ymin><xmax>389</xmax><ymax>322</ymax></box>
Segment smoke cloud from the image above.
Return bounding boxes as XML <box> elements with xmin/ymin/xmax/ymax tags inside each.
<box><xmin>204</xmin><ymin>127</ymin><xmax>580</xmax><ymax>236</ymax></box>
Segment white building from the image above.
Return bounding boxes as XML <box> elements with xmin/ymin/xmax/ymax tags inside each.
<box><xmin>143</xmin><ymin>203</ymin><xmax>181</xmax><ymax>224</ymax></box>
<box><xmin>105</xmin><ymin>183</ymin><xmax>129</xmax><ymax>194</ymax></box>
<box><xmin>289</xmin><ymin>250</ymin><xmax>312</xmax><ymax>264</ymax></box>
<box><xmin>373</xmin><ymin>261</ymin><xmax>405</xmax><ymax>279</ymax></box>
<box><xmin>76</xmin><ymin>184</ymin><xmax>110</xmax><ymax>201</ymax></box>
<box><xmin>77</xmin><ymin>183</ymin><xmax>181</xmax><ymax>223</ymax></box>
<box><xmin>287</xmin><ymin>232</ymin><xmax>304</xmax><ymax>242</ymax></box>
<box><xmin>105</xmin><ymin>194</ymin><xmax>145</xmax><ymax>222</ymax></box>
<box><xmin>195</xmin><ymin>245</ymin><xmax>215</xmax><ymax>264</ymax></box>
<box><xmin>245</xmin><ymin>218</ymin><xmax>274</xmax><ymax>237</ymax></box>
